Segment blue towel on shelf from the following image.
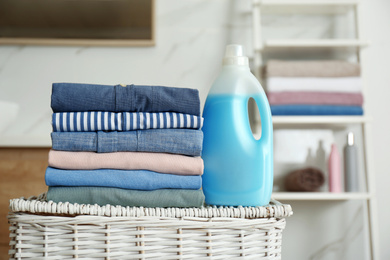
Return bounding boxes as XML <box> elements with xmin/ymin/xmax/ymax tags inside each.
<box><xmin>51</xmin><ymin>129</ymin><xmax>203</xmax><ymax>156</ymax></box>
<box><xmin>51</xmin><ymin>83</ymin><xmax>201</xmax><ymax>116</ymax></box>
<box><xmin>271</xmin><ymin>105</ymin><xmax>363</xmax><ymax>116</ymax></box>
<box><xmin>45</xmin><ymin>167</ymin><xmax>202</xmax><ymax>190</ymax></box>
<box><xmin>52</xmin><ymin>112</ymin><xmax>203</xmax><ymax>132</ymax></box>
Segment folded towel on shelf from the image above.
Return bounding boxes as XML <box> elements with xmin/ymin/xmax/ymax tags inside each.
<box><xmin>47</xmin><ymin>186</ymin><xmax>205</xmax><ymax>208</ymax></box>
<box><xmin>45</xmin><ymin>167</ymin><xmax>202</xmax><ymax>190</ymax></box>
<box><xmin>284</xmin><ymin>167</ymin><xmax>325</xmax><ymax>192</ymax></box>
<box><xmin>52</xmin><ymin>112</ymin><xmax>203</xmax><ymax>132</ymax></box>
<box><xmin>271</xmin><ymin>105</ymin><xmax>363</xmax><ymax>116</ymax></box>
<box><xmin>267</xmin><ymin>77</ymin><xmax>362</xmax><ymax>93</ymax></box>
<box><xmin>266</xmin><ymin>60</ymin><xmax>361</xmax><ymax>77</ymax></box>
<box><xmin>267</xmin><ymin>91</ymin><xmax>364</xmax><ymax>106</ymax></box>
<box><xmin>51</xmin><ymin>129</ymin><xmax>203</xmax><ymax>156</ymax></box>
<box><xmin>51</xmin><ymin>83</ymin><xmax>201</xmax><ymax>116</ymax></box>
<box><xmin>48</xmin><ymin>150</ymin><xmax>204</xmax><ymax>175</ymax></box>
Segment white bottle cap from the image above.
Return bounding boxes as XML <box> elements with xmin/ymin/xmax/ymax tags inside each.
<box><xmin>223</xmin><ymin>44</ymin><xmax>249</xmax><ymax>66</ymax></box>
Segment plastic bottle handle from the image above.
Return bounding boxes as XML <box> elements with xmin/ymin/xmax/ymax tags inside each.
<box><xmin>252</xmin><ymin>95</ymin><xmax>273</xmax><ymax>144</ymax></box>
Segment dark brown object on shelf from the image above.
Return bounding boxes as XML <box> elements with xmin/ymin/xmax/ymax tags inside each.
<box><xmin>285</xmin><ymin>167</ymin><xmax>325</xmax><ymax>192</ymax></box>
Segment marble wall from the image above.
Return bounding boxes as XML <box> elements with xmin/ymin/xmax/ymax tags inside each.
<box><xmin>1</xmin><ymin>0</ymin><xmax>388</xmax><ymax>259</ymax></box>
<box><xmin>0</xmin><ymin>0</ymin><xmax>252</xmax><ymax>146</ymax></box>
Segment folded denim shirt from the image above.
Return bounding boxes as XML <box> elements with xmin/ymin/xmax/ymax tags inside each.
<box><xmin>45</xmin><ymin>167</ymin><xmax>202</xmax><ymax>191</ymax></box>
<box><xmin>51</xmin><ymin>129</ymin><xmax>203</xmax><ymax>156</ymax></box>
<box><xmin>51</xmin><ymin>83</ymin><xmax>201</xmax><ymax>116</ymax></box>
<box><xmin>52</xmin><ymin>111</ymin><xmax>203</xmax><ymax>132</ymax></box>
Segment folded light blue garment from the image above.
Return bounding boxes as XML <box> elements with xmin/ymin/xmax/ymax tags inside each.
<box><xmin>45</xmin><ymin>167</ymin><xmax>202</xmax><ymax>190</ymax></box>
<box><xmin>271</xmin><ymin>105</ymin><xmax>363</xmax><ymax>116</ymax></box>
<box><xmin>51</xmin><ymin>129</ymin><xmax>203</xmax><ymax>156</ymax></box>
<box><xmin>47</xmin><ymin>187</ymin><xmax>205</xmax><ymax>208</ymax></box>
<box><xmin>51</xmin><ymin>83</ymin><xmax>201</xmax><ymax>116</ymax></box>
<box><xmin>52</xmin><ymin>111</ymin><xmax>202</xmax><ymax>132</ymax></box>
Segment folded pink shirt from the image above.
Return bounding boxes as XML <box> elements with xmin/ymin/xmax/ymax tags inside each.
<box><xmin>48</xmin><ymin>150</ymin><xmax>204</xmax><ymax>175</ymax></box>
<box><xmin>267</xmin><ymin>91</ymin><xmax>364</xmax><ymax>106</ymax></box>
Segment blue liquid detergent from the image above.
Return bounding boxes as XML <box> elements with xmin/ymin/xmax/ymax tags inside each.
<box><xmin>202</xmin><ymin>45</ymin><xmax>273</xmax><ymax>207</ymax></box>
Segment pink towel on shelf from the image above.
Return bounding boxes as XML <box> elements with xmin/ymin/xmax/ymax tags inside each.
<box><xmin>48</xmin><ymin>150</ymin><xmax>204</xmax><ymax>175</ymax></box>
<box><xmin>267</xmin><ymin>91</ymin><xmax>364</xmax><ymax>106</ymax></box>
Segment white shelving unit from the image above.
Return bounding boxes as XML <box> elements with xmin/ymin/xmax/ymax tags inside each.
<box><xmin>273</xmin><ymin>192</ymin><xmax>372</xmax><ymax>201</ymax></box>
<box><xmin>263</xmin><ymin>39</ymin><xmax>368</xmax><ymax>48</ymax></box>
<box><xmin>259</xmin><ymin>0</ymin><xmax>359</xmax><ymax>5</ymax></box>
<box><xmin>251</xmin><ymin>0</ymin><xmax>379</xmax><ymax>259</ymax></box>
<box><xmin>272</xmin><ymin>115</ymin><xmax>369</xmax><ymax>125</ymax></box>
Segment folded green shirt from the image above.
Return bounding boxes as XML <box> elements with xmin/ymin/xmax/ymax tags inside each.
<box><xmin>47</xmin><ymin>186</ymin><xmax>205</xmax><ymax>208</ymax></box>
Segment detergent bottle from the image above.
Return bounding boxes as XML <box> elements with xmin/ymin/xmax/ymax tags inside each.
<box><xmin>202</xmin><ymin>44</ymin><xmax>273</xmax><ymax>206</ymax></box>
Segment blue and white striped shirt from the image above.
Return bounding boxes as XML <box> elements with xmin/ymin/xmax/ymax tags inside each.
<box><xmin>52</xmin><ymin>112</ymin><xmax>203</xmax><ymax>132</ymax></box>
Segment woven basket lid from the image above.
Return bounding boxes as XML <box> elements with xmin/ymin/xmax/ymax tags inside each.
<box><xmin>9</xmin><ymin>193</ymin><xmax>293</xmax><ymax>219</ymax></box>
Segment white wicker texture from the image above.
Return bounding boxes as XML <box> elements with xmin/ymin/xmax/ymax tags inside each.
<box><xmin>8</xmin><ymin>194</ymin><xmax>293</xmax><ymax>259</ymax></box>
<box><xmin>9</xmin><ymin>193</ymin><xmax>293</xmax><ymax>219</ymax></box>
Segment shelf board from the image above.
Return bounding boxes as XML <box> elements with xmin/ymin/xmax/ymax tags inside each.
<box><xmin>0</xmin><ymin>136</ymin><xmax>51</xmax><ymax>147</ymax></box>
<box><xmin>259</xmin><ymin>0</ymin><xmax>359</xmax><ymax>6</ymax></box>
<box><xmin>257</xmin><ymin>0</ymin><xmax>360</xmax><ymax>14</ymax></box>
<box><xmin>262</xmin><ymin>39</ymin><xmax>368</xmax><ymax>48</ymax></box>
<box><xmin>0</xmin><ymin>38</ymin><xmax>155</xmax><ymax>47</ymax></box>
<box><xmin>271</xmin><ymin>115</ymin><xmax>369</xmax><ymax>125</ymax></box>
<box><xmin>272</xmin><ymin>192</ymin><xmax>371</xmax><ymax>201</ymax></box>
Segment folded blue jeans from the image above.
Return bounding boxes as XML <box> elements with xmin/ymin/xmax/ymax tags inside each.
<box><xmin>52</xmin><ymin>111</ymin><xmax>203</xmax><ymax>132</ymax></box>
<box><xmin>51</xmin><ymin>129</ymin><xmax>203</xmax><ymax>156</ymax></box>
<box><xmin>45</xmin><ymin>167</ymin><xmax>202</xmax><ymax>190</ymax></box>
<box><xmin>51</xmin><ymin>83</ymin><xmax>201</xmax><ymax>116</ymax></box>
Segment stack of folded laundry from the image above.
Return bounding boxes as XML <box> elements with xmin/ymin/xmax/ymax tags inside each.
<box><xmin>266</xmin><ymin>60</ymin><xmax>364</xmax><ymax>116</ymax></box>
<box><xmin>45</xmin><ymin>83</ymin><xmax>205</xmax><ymax>208</ymax></box>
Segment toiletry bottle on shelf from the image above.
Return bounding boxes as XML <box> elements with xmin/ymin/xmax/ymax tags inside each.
<box><xmin>344</xmin><ymin>132</ymin><xmax>359</xmax><ymax>192</ymax></box>
<box><xmin>201</xmin><ymin>44</ymin><xmax>273</xmax><ymax>207</ymax></box>
<box><xmin>328</xmin><ymin>143</ymin><xmax>342</xmax><ymax>193</ymax></box>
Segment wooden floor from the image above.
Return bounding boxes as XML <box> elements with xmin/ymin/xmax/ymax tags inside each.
<box><xmin>0</xmin><ymin>148</ymin><xmax>49</xmax><ymax>259</ymax></box>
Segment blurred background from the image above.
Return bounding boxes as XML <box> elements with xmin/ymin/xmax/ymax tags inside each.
<box><xmin>0</xmin><ymin>0</ymin><xmax>389</xmax><ymax>259</ymax></box>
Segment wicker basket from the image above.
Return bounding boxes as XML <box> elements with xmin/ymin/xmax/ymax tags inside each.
<box><xmin>8</xmin><ymin>193</ymin><xmax>292</xmax><ymax>259</ymax></box>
